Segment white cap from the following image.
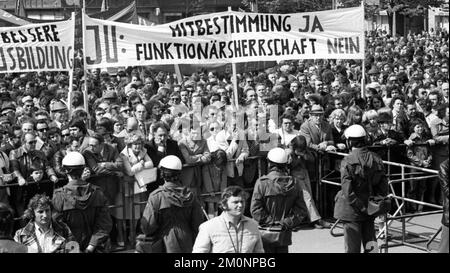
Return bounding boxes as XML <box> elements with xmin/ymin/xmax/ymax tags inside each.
<box><xmin>159</xmin><ymin>155</ymin><xmax>182</xmax><ymax>171</ymax></box>
<box><xmin>267</xmin><ymin>147</ymin><xmax>288</xmax><ymax>164</ymax></box>
<box><xmin>344</xmin><ymin>124</ymin><xmax>367</xmax><ymax>139</ymax></box>
<box><xmin>62</xmin><ymin>152</ymin><xmax>86</xmax><ymax>168</ymax></box>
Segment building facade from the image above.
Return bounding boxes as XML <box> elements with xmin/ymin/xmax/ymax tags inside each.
<box><xmin>0</xmin><ymin>0</ymin><xmax>242</xmax><ymax>23</ymax></box>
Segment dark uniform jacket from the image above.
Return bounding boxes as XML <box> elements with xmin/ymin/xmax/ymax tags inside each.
<box><xmin>439</xmin><ymin>159</ymin><xmax>449</xmax><ymax>227</ymax></box>
<box><xmin>140</xmin><ymin>181</ymin><xmax>204</xmax><ymax>253</ymax></box>
<box><xmin>251</xmin><ymin>170</ymin><xmax>308</xmax><ymax>246</ymax></box>
<box><xmin>52</xmin><ymin>180</ymin><xmax>112</xmax><ymax>252</ymax></box>
<box><xmin>334</xmin><ymin>147</ymin><xmax>388</xmax><ymax>222</ymax></box>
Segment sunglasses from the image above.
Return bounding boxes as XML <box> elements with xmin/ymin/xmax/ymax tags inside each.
<box><xmin>62</xmin><ymin>133</ymin><xmax>70</xmax><ymax>137</ymax></box>
<box><xmin>37</xmin><ymin>128</ymin><xmax>48</xmax><ymax>132</ymax></box>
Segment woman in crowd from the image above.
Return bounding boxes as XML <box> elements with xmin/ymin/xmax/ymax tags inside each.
<box><xmin>345</xmin><ymin>105</ymin><xmax>364</xmax><ymax>127</ymax></box>
<box><xmin>113</xmin><ymin>132</ymin><xmax>154</xmax><ymax>247</ymax></box>
<box><xmin>329</xmin><ymin>109</ymin><xmax>347</xmax><ymax>150</ymax></box>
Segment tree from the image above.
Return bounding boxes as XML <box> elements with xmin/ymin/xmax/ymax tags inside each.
<box><xmin>183</xmin><ymin>0</ymin><xmax>206</xmax><ymax>17</ymax></box>
<box><xmin>241</xmin><ymin>0</ymin><xmax>333</xmax><ymax>13</ymax></box>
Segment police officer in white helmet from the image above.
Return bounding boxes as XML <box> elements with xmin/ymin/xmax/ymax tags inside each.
<box><xmin>139</xmin><ymin>155</ymin><xmax>204</xmax><ymax>253</ymax></box>
<box><xmin>52</xmin><ymin>152</ymin><xmax>112</xmax><ymax>253</ymax></box>
<box><xmin>250</xmin><ymin>147</ymin><xmax>308</xmax><ymax>253</ymax></box>
<box><xmin>333</xmin><ymin>125</ymin><xmax>389</xmax><ymax>253</ymax></box>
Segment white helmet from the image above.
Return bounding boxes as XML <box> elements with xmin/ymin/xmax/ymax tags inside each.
<box><xmin>344</xmin><ymin>124</ymin><xmax>367</xmax><ymax>139</ymax></box>
<box><xmin>159</xmin><ymin>155</ymin><xmax>182</xmax><ymax>171</ymax></box>
<box><xmin>267</xmin><ymin>147</ymin><xmax>288</xmax><ymax>164</ymax></box>
<box><xmin>62</xmin><ymin>152</ymin><xmax>85</xmax><ymax>168</ymax></box>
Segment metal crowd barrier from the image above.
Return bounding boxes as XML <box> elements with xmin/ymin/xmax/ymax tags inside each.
<box><xmin>320</xmin><ymin>145</ymin><xmax>443</xmax><ymax>253</ymax></box>
<box><xmin>2</xmin><ymin>143</ymin><xmax>442</xmax><ymax>252</ymax></box>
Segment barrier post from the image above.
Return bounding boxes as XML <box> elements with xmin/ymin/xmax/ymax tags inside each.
<box><xmin>317</xmin><ymin>152</ymin><xmax>323</xmax><ymax>215</ymax></box>
<box><xmin>257</xmin><ymin>157</ymin><xmax>262</xmax><ymax>178</ymax></box>
<box><xmin>401</xmin><ymin>165</ymin><xmax>406</xmax><ymax>244</ymax></box>
<box><xmin>387</xmin><ymin>146</ymin><xmax>391</xmax><ymax>178</ymax></box>
<box><xmin>121</xmin><ymin>177</ymin><xmax>127</xmax><ymax>248</ymax></box>
<box><xmin>384</xmin><ymin>211</ymin><xmax>389</xmax><ymax>253</ymax></box>
<box><xmin>130</xmin><ymin>180</ymin><xmax>136</xmax><ymax>248</ymax></box>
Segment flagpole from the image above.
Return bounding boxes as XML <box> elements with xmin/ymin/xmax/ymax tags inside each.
<box><xmin>82</xmin><ymin>0</ymin><xmax>90</xmax><ymax>126</ymax></box>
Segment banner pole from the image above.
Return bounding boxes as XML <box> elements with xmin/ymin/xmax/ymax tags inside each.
<box><xmin>232</xmin><ymin>62</ymin><xmax>239</xmax><ymax>108</ymax></box>
<box><xmin>228</xmin><ymin>6</ymin><xmax>239</xmax><ymax>109</ymax></box>
<box><xmin>174</xmin><ymin>64</ymin><xmax>183</xmax><ymax>85</ymax></box>
<box><xmin>361</xmin><ymin>1</ymin><xmax>365</xmax><ymax>100</ymax></box>
<box><xmin>81</xmin><ymin>0</ymin><xmax>90</xmax><ymax>126</ymax></box>
<box><xmin>68</xmin><ymin>12</ymin><xmax>75</xmax><ymax>116</ymax></box>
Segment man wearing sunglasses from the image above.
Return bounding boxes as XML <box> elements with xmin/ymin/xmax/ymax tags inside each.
<box><xmin>35</xmin><ymin>120</ymin><xmax>57</xmax><ymax>161</ymax></box>
<box><xmin>169</xmin><ymin>92</ymin><xmax>189</xmax><ymax>118</ymax></box>
<box><xmin>17</xmin><ymin>96</ymin><xmax>35</xmax><ymax>126</ymax></box>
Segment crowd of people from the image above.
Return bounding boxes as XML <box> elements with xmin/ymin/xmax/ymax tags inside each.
<box><xmin>0</xmin><ymin>27</ymin><xmax>448</xmax><ymax>253</ymax></box>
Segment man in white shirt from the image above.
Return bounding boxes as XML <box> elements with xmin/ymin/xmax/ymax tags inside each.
<box><xmin>193</xmin><ymin>186</ymin><xmax>264</xmax><ymax>253</ymax></box>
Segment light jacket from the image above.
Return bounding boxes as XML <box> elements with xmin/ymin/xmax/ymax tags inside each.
<box><xmin>193</xmin><ymin>213</ymin><xmax>264</xmax><ymax>253</ymax></box>
<box><xmin>214</xmin><ymin>129</ymin><xmax>249</xmax><ymax>177</ymax></box>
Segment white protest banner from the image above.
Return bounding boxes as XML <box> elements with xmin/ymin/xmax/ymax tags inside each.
<box><xmin>83</xmin><ymin>6</ymin><xmax>364</xmax><ymax>69</ymax></box>
<box><xmin>0</xmin><ymin>16</ymin><xmax>75</xmax><ymax>73</ymax></box>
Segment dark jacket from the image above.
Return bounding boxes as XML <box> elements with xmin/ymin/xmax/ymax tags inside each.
<box><xmin>53</xmin><ymin>149</ymin><xmax>67</xmax><ymax>178</ymax></box>
<box><xmin>83</xmin><ymin>143</ymin><xmax>123</xmax><ymax>204</ymax></box>
<box><xmin>145</xmin><ymin>139</ymin><xmax>185</xmax><ymax>189</ymax></box>
<box><xmin>406</xmin><ymin>133</ymin><xmax>432</xmax><ymax>167</ymax></box>
<box><xmin>334</xmin><ymin>147</ymin><xmax>388</xmax><ymax>222</ymax></box>
<box><xmin>251</xmin><ymin>170</ymin><xmax>308</xmax><ymax>246</ymax></box>
<box><xmin>9</xmin><ymin>147</ymin><xmax>56</xmax><ymax>181</ymax></box>
<box><xmin>140</xmin><ymin>181</ymin><xmax>204</xmax><ymax>253</ymax></box>
<box><xmin>331</xmin><ymin>124</ymin><xmax>347</xmax><ymax>148</ymax></box>
<box><xmin>439</xmin><ymin>159</ymin><xmax>449</xmax><ymax>227</ymax></box>
<box><xmin>52</xmin><ymin>180</ymin><xmax>112</xmax><ymax>252</ymax></box>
